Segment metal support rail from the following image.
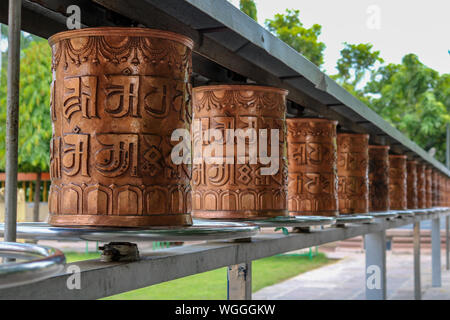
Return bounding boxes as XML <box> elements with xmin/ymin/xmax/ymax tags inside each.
<box><xmin>0</xmin><ymin>209</ymin><xmax>448</xmax><ymax>300</ymax></box>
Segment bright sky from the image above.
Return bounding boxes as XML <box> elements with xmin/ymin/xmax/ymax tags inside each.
<box><xmin>229</xmin><ymin>0</ymin><xmax>450</xmax><ymax>76</ymax></box>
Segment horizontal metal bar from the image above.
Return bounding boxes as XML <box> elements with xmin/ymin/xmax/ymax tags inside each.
<box><xmin>1</xmin><ymin>209</ymin><xmax>448</xmax><ymax>300</ymax></box>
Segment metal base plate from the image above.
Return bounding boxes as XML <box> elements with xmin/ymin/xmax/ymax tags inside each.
<box><xmin>241</xmin><ymin>216</ymin><xmax>336</xmax><ymax>228</ymax></box>
<box><xmin>394</xmin><ymin>210</ymin><xmax>415</xmax><ymax>217</ymax></box>
<box><xmin>335</xmin><ymin>215</ymin><xmax>374</xmax><ymax>226</ymax></box>
<box><xmin>365</xmin><ymin>211</ymin><xmax>398</xmax><ymax>219</ymax></box>
<box><xmin>0</xmin><ymin>220</ymin><xmax>259</xmax><ymax>242</ymax></box>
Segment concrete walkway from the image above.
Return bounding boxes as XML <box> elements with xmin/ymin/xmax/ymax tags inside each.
<box><xmin>254</xmin><ymin>251</ymin><xmax>450</xmax><ymax>300</ymax></box>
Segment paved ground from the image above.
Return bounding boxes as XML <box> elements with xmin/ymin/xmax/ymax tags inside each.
<box><xmin>254</xmin><ymin>250</ymin><xmax>450</xmax><ymax>300</ymax></box>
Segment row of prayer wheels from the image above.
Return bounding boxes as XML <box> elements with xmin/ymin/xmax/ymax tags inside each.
<box><xmin>46</xmin><ymin>27</ymin><xmax>450</xmax><ymax>227</ymax></box>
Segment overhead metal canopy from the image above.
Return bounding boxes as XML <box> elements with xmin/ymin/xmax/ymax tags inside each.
<box><xmin>1</xmin><ymin>0</ymin><xmax>448</xmax><ymax>176</ymax></box>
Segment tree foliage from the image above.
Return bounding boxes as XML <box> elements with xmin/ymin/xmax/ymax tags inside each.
<box><xmin>239</xmin><ymin>0</ymin><xmax>257</xmax><ymax>21</ymax></box>
<box><xmin>0</xmin><ymin>39</ymin><xmax>52</xmax><ymax>172</ymax></box>
<box><xmin>265</xmin><ymin>9</ymin><xmax>325</xmax><ymax>67</ymax></box>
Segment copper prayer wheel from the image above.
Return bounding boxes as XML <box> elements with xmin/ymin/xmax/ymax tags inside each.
<box><xmin>416</xmin><ymin>164</ymin><xmax>426</xmax><ymax>209</ymax></box>
<box><xmin>407</xmin><ymin>160</ymin><xmax>418</xmax><ymax>209</ymax></box>
<box><xmin>388</xmin><ymin>155</ymin><xmax>407</xmax><ymax>210</ymax></box>
<box><xmin>48</xmin><ymin>27</ymin><xmax>194</xmax><ymax>227</ymax></box>
<box><xmin>368</xmin><ymin>145</ymin><xmax>390</xmax><ymax>212</ymax></box>
<box><xmin>337</xmin><ymin>133</ymin><xmax>369</xmax><ymax>214</ymax></box>
<box><xmin>425</xmin><ymin>167</ymin><xmax>433</xmax><ymax>208</ymax></box>
<box><xmin>287</xmin><ymin>118</ymin><xmax>338</xmax><ymax>217</ymax></box>
<box><xmin>191</xmin><ymin>85</ymin><xmax>288</xmax><ymax>219</ymax></box>
<box><xmin>432</xmin><ymin>170</ymin><xmax>438</xmax><ymax>207</ymax></box>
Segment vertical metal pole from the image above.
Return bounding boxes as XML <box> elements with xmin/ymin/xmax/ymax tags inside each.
<box><xmin>365</xmin><ymin>229</ymin><xmax>387</xmax><ymax>300</ymax></box>
<box><xmin>413</xmin><ymin>221</ymin><xmax>421</xmax><ymax>300</ymax></box>
<box><xmin>5</xmin><ymin>0</ymin><xmax>22</xmax><ymax>243</ymax></box>
<box><xmin>227</xmin><ymin>262</ymin><xmax>252</xmax><ymax>300</ymax></box>
<box><xmin>431</xmin><ymin>218</ymin><xmax>442</xmax><ymax>287</ymax></box>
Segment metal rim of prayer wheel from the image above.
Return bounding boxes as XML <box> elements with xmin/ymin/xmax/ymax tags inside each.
<box><xmin>388</xmin><ymin>155</ymin><xmax>407</xmax><ymax>210</ymax></box>
<box><xmin>47</xmin><ymin>27</ymin><xmax>194</xmax><ymax>227</ymax></box>
<box><xmin>368</xmin><ymin>145</ymin><xmax>390</xmax><ymax>212</ymax></box>
<box><xmin>191</xmin><ymin>84</ymin><xmax>288</xmax><ymax>219</ymax></box>
<box><xmin>337</xmin><ymin>133</ymin><xmax>369</xmax><ymax>215</ymax></box>
<box><xmin>287</xmin><ymin>118</ymin><xmax>339</xmax><ymax>217</ymax></box>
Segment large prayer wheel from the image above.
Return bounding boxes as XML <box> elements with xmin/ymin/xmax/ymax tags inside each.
<box><xmin>425</xmin><ymin>167</ymin><xmax>433</xmax><ymax>208</ymax></box>
<box><xmin>191</xmin><ymin>85</ymin><xmax>288</xmax><ymax>219</ymax></box>
<box><xmin>48</xmin><ymin>27</ymin><xmax>194</xmax><ymax>227</ymax></box>
<box><xmin>416</xmin><ymin>163</ymin><xmax>426</xmax><ymax>209</ymax></box>
<box><xmin>337</xmin><ymin>133</ymin><xmax>369</xmax><ymax>214</ymax></box>
<box><xmin>389</xmin><ymin>155</ymin><xmax>407</xmax><ymax>210</ymax></box>
<box><xmin>287</xmin><ymin>118</ymin><xmax>338</xmax><ymax>216</ymax></box>
<box><xmin>368</xmin><ymin>145</ymin><xmax>390</xmax><ymax>212</ymax></box>
<box><xmin>407</xmin><ymin>160</ymin><xmax>418</xmax><ymax>209</ymax></box>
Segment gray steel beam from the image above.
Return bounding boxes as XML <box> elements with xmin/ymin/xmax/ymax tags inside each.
<box><xmin>413</xmin><ymin>221</ymin><xmax>421</xmax><ymax>300</ymax></box>
<box><xmin>4</xmin><ymin>0</ymin><xmax>22</xmax><ymax>243</ymax></box>
<box><xmin>432</xmin><ymin>218</ymin><xmax>442</xmax><ymax>287</ymax></box>
<box><xmin>0</xmin><ymin>210</ymin><xmax>448</xmax><ymax>300</ymax></box>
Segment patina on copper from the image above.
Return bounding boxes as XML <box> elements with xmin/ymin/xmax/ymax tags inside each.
<box><xmin>416</xmin><ymin>164</ymin><xmax>426</xmax><ymax>209</ymax></box>
<box><xmin>48</xmin><ymin>27</ymin><xmax>194</xmax><ymax>227</ymax></box>
<box><xmin>425</xmin><ymin>167</ymin><xmax>433</xmax><ymax>208</ymax></box>
<box><xmin>191</xmin><ymin>85</ymin><xmax>288</xmax><ymax>219</ymax></box>
<box><xmin>287</xmin><ymin>118</ymin><xmax>338</xmax><ymax>217</ymax></box>
<box><xmin>407</xmin><ymin>160</ymin><xmax>418</xmax><ymax>209</ymax></box>
<box><xmin>368</xmin><ymin>145</ymin><xmax>390</xmax><ymax>212</ymax></box>
<box><xmin>388</xmin><ymin>155</ymin><xmax>407</xmax><ymax>210</ymax></box>
<box><xmin>337</xmin><ymin>133</ymin><xmax>369</xmax><ymax>214</ymax></box>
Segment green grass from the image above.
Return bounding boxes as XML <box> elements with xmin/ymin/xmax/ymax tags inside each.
<box><xmin>64</xmin><ymin>251</ymin><xmax>334</xmax><ymax>300</ymax></box>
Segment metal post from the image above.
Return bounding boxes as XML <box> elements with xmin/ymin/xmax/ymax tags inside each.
<box><xmin>413</xmin><ymin>221</ymin><xmax>421</xmax><ymax>300</ymax></box>
<box><xmin>431</xmin><ymin>218</ymin><xmax>442</xmax><ymax>287</ymax></box>
<box><xmin>227</xmin><ymin>262</ymin><xmax>252</xmax><ymax>300</ymax></box>
<box><xmin>364</xmin><ymin>229</ymin><xmax>387</xmax><ymax>300</ymax></box>
<box><xmin>5</xmin><ymin>0</ymin><xmax>22</xmax><ymax>243</ymax></box>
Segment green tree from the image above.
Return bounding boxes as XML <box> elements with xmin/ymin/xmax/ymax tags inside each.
<box><xmin>0</xmin><ymin>39</ymin><xmax>52</xmax><ymax>172</ymax></box>
<box><xmin>239</xmin><ymin>0</ymin><xmax>257</xmax><ymax>22</ymax></box>
<box><xmin>265</xmin><ymin>9</ymin><xmax>325</xmax><ymax>67</ymax></box>
<box><xmin>365</xmin><ymin>54</ymin><xmax>450</xmax><ymax>161</ymax></box>
<box><xmin>334</xmin><ymin>42</ymin><xmax>383</xmax><ymax>88</ymax></box>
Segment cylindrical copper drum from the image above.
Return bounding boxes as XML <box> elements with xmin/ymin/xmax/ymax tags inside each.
<box><xmin>425</xmin><ymin>167</ymin><xmax>433</xmax><ymax>208</ymax></box>
<box><xmin>407</xmin><ymin>160</ymin><xmax>418</xmax><ymax>209</ymax></box>
<box><xmin>337</xmin><ymin>133</ymin><xmax>369</xmax><ymax>214</ymax></box>
<box><xmin>432</xmin><ymin>170</ymin><xmax>438</xmax><ymax>207</ymax></box>
<box><xmin>416</xmin><ymin>164</ymin><xmax>426</xmax><ymax>209</ymax></box>
<box><xmin>368</xmin><ymin>145</ymin><xmax>390</xmax><ymax>212</ymax></box>
<box><xmin>191</xmin><ymin>85</ymin><xmax>288</xmax><ymax>219</ymax></box>
<box><xmin>287</xmin><ymin>118</ymin><xmax>338</xmax><ymax>217</ymax></box>
<box><xmin>389</xmin><ymin>155</ymin><xmax>407</xmax><ymax>210</ymax></box>
<box><xmin>48</xmin><ymin>27</ymin><xmax>194</xmax><ymax>227</ymax></box>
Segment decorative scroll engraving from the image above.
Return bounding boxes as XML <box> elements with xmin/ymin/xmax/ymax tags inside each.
<box><xmin>61</xmin><ymin>131</ymin><xmax>89</xmax><ymax>177</ymax></box>
<box><xmin>63</xmin><ymin>76</ymin><xmax>98</xmax><ymax>122</ymax></box>
<box><xmin>389</xmin><ymin>155</ymin><xmax>407</xmax><ymax>210</ymax></box>
<box><xmin>49</xmin><ymin>28</ymin><xmax>192</xmax><ymax>227</ymax></box>
<box><xmin>425</xmin><ymin>168</ymin><xmax>433</xmax><ymax>208</ymax></box>
<box><xmin>368</xmin><ymin>146</ymin><xmax>390</xmax><ymax>212</ymax></box>
<box><xmin>417</xmin><ymin>164</ymin><xmax>426</xmax><ymax>209</ymax></box>
<box><xmin>104</xmin><ymin>75</ymin><xmax>140</xmax><ymax>118</ymax></box>
<box><xmin>337</xmin><ymin>134</ymin><xmax>369</xmax><ymax>214</ymax></box>
<box><xmin>192</xmin><ymin>85</ymin><xmax>288</xmax><ymax>219</ymax></box>
<box><xmin>94</xmin><ymin>134</ymin><xmax>138</xmax><ymax>178</ymax></box>
<box><xmin>287</xmin><ymin>119</ymin><xmax>338</xmax><ymax>216</ymax></box>
<box><xmin>407</xmin><ymin>161</ymin><xmax>418</xmax><ymax>209</ymax></box>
